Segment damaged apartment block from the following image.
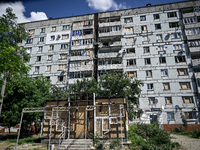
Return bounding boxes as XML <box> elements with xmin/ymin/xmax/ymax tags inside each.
<box><xmin>20</xmin><ymin>0</ymin><xmax>200</xmax><ymax>143</ymax></box>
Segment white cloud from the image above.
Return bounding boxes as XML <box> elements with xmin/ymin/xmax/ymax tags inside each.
<box><xmin>0</xmin><ymin>1</ymin><xmax>48</xmax><ymax>23</ymax></box>
<box><xmin>86</xmin><ymin>0</ymin><xmax>127</xmax><ymax>11</ymax></box>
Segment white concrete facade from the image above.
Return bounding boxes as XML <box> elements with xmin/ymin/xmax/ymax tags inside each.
<box><xmin>22</xmin><ymin>1</ymin><xmax>200</xmax><ymax>125</ymax></box>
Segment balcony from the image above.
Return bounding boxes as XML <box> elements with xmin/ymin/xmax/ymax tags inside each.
<box><xmin>98</xmin><ymin>52</ymin><xmax>122</xmax><ymax>58</ymax></box>
<box><xmin>99</xmin><ymin>31</ymin><xmax>122</xmax><ymax>38</ymax></box>
<box><xmin>98</xmin><ymin>64</ymin><xmax>123</xmax><ymax>70</ymax></box>
<box><xmin>71</xmin><ymin>44</ymin><xmax>93</xmax><ymax>50</ymax></box>
<box><xmin>70</xmin><ymin>65</ymin><xmax>93</xmax><ymax>72</ymax></box>
<box><xmin>70</xmin><ymin>55</ymin><xmax>92</xmax><ymax>61</ymax></box>
<box><xmin>99</xmin><ymin>41</ymin><xmax>122</xmax><ymax>48</ymax></box>
<box><xmin>187</xmin><ymin>34</ymin><xmax>200</xmax><ymax>40</ymax></box>
<box><xmin>99</xmin><ymin>21</ymin><xmax>121</xmax><ymax>28</ymax></box>
<box><xmin>183</xmin><ymin>11</ymin><xmax>200</xmax><ymax>18</ymax></box>
<box><xmin>189</xmin><ymin>47</ymin><xmax>200</xmax><ymax>53</ymax></box>
<box><xmin>192</xmin><ymin>58</ymin><xmax>200</xmax><ymax>67</ymax></box>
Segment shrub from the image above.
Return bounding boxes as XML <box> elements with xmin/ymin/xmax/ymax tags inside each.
<box><xmin>110</xmin><ymin>140</ymin><xmax>121</xmax><ymax>149</ymax></box>
<box><xmin>128</xmin><ymin>123</ymin><xmax>172</xmax><ymax>150</ymax></box>
<box><xmin>172</xmin><ymin>126</ymin><xmax>185</xmax><ymax>133</ymax></box>
<box><xmin>191</xmin><ymin>129</ymin><xmax>200</xmax><ymax>138</ymax></box>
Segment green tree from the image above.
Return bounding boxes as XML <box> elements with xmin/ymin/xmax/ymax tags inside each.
<box><xmin>0</xmin><ymin>7</ymin><xmax>30</xmax><ymax>115</ymax></box>
<box><xmin>98</xmin><ymin>73</ymin><xmax>142</xmax><ymax>104</ymax></box>
<box><xmin>0</xmin><ymin>75</ymin><xmax>51</xmax><ymax>133</ymax></box>
<box><xmin>98</xmin><ymin>73</ymin><xmax>143</xmax><ymax>120</ymax></box>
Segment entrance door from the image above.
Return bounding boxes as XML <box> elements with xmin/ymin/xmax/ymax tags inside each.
<box><xmin>76</xmin><ymin>107</ymin><xmax>85</xmax><ymax>138</ymax></box>
<box><xmin>150</xmin><ymin>115</ymin><xmax>157</xmax><ymax>124</ymax></box>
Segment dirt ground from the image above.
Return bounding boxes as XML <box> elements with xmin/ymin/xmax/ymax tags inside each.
<box><xmin>171</xmin><ymin>134</ymin><xmax>200</xmax><ymax>150</ymax></box>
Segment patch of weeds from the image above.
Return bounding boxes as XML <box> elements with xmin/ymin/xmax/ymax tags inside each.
<box><xmin>110</xmin><ymin>139</ymin><xmax>121</xmax><ymax>149</ymax></box>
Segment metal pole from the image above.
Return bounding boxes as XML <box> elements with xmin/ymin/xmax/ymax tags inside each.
<box><xmin>120</xmin><ymin>105</ymin><xmax>124</xmax><ymax>149</ymax></box>
<box><xmin>93</xmin><ymin>93</ymin><xmax>96</xmax><ymax>136</ymax></box>
<box><xmin>85</xmin><ymin>109</ymin><xmax>87</xmax><ymax>149</ymax></box>
<box><xmin>48</xmin><ymin>111</ymin><xmax>53</xmax><ymax>150</ymax></box>
<box><xmin>16</xmin><ymin>110</ymin><xmax>24</xmax><ymax>149</ymax></box>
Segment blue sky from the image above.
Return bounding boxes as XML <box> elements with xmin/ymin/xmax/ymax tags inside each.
<box><xmin>0</xmin><ymin>0</ymin><xmax>187</xmax><ymax>23</ymax></box>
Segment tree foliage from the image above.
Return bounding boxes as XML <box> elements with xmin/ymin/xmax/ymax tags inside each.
<box><xmin>128</xmin><ymin>123</ymin><xmax>174</xmax><ymax>150</ymax></box>
<box><xmin>0</xmin><ymin>75</ymin><xmax>51</xmax><ymax>132</ymax></box>
<box><xmin>98</xmin><ymin>73</ymin><xmax>143</xmax><ymax>104</ymax></box>
<box><xmin>0</xmin><ymin>7</ymin><xmax>30</xmax><ymax>115</ymax></box>
<box><xmin>0</xmin><ymin>7</ymin><xmax>29</xmax><ymax>75</ymax></box>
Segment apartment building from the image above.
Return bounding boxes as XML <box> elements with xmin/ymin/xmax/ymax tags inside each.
<box><xmin>22</xmin><ymin>0</ymin><xmax>200</xmax><ymax>129</ymax></box>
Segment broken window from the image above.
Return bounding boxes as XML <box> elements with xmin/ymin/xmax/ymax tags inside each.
<box><xmin>83</xmin><ymin>29</ymin><xmax>93</xmax><ymax>35</ymax></box>
<box><xmin>155</xmin><ymin>24</ymin><xmax>161</xmax><ymax>30</ymax></box>
<box><xmin>127</xmin><ymin>71</ymin><xmax>137</xmax><ymax>78</ymax></box>
<box><xmin>51</xmin><ymin>26</ymin><xmax>56</xmax><ymax>32</ymax></box>
<box><xmin>184</xmin><ymin>112</ymin><xmax>196</xmax><ymax>119</ymax></box>
<box><xmin>62</xmin><ymin>34</ymin><xmax>69</xmax><ymax>39</ymax></box>
<box><xmin>27</xmin><ymin>47</ymin><xmax>32</xmax><ymax>54</ymax></box>
<box><xmin>143</xmin><ymin>47</ymin><xmax>150</xmax><ymax>53</ymax></box>
<box><xmin>127</xmin><ymin>48</ymin><xmax>135</xmax><ymax>54</ymax></box>
<box><xmin>127</xmin><ymin>59</ymin><xmax>136</xmax><ymax>66</ymax></box>
<box><xmin>141</xmin><ymin>25</ymin><xmax>147</xmax><ymax>31</ymax></box>
<box><xmin>47</xmin><ymin>55</ymin><xmax>53</xmax><ymax>61</ymax></box>
<box><xmin>148</xmin><ymin>97</ymin><xmax>155</xmax><ymax>104</ymax></box>
<box><xmin>63</xmin><ymin>25</ymin><xmax>70</xmax><ymax>30</ymax></box>
<box><xmin>59</xmin><ymin>54</ymin><xmax>67</xmax><ymax>60</ymax></box>
<box><xmin>144</xmin><ymin>58</ymin><xmax>151</xmax><ymax>65</ymax></box>
<box><xmin>167</xmin><ymin>12</ymin><xmax>177</xmax><ymax>18</ymax></box>
<box><xmin>142</xmin><ymin>36</ymin><xmax>148</xmax><ymax>42</ymax></box>
<box><xmin>140</xmin><ymin>15</ymin><xmax>146</xmax><ymax>21</ymax></box>
<box><xmin>171</xmin><ymin>33</ymin><xmax>181</xmax><ymax>39</ymax></box>
<box><xmin>49</xmin><ymin>45</ymin><xmax>54</xmax><ymax>50</ymax></box>
<box><xmin>57</xmin><ymin>76</ymin><xmax>66</xmax><ymax>82</ymax></box>
<box><xmin>147</xmin><ymin>84</ymin><xmax>154</xmax><ymax>90</ymax></box>
<box><xmin>58</xmin><ymin>64</ymin><xmax>67</xmax><ymax>70</ymax></box>
<box><xmin>182</xmin><ymin>96</ymin><xmax>193</xmax><ymax>104</ymax></box>
<box><xmin>71</xmin><ymin>50</ymin><xmax>82</xmax><ymax>56</ymax></box>
<box><xmin>179</xmin><ymin>82</ymin><xmax>191</xmax><ymax>90</ymax></box>
<box><xmin>153</xmin><ymin>14</ymin><xmax>160</xmax><ymax>20</ymax></box>
<box><xmin>39</xmin><ymin>37</ymin><xmax>44</xmax><ymax>42</ymax></box>
<box><xmin>161</xmin><ymin>69</ymin><xmax>168</xmax><ymax>76</ymax></box>
<box><xmin>35</xmin><ymin>66</ymin><xmax>39</xmax><ymax>72</ymax></box>
<box><xmin>167</xmin><ymin>112</ymin><xmax>174</xmax><ymax>120</ymax></box>
<box><xmin>173</xmin><ymin>44</ymin><xmax>183</xmax><ymax>50</ymax></box>
<box><xmin>169</xmin><ymin>22</ymin><xmax>179</xmax><ymax>28</ymax></box>
<box><xmin>46</xmin><ymin>65</ymin><xmax>51</xmax><ymax>72</ymax></box>
<box><xmin>163</xmin><ymin>83</ymin><xmax>170</xmax><ymax>90</ymax></box>
<box><xmin>158</xmin><ymin>45</ymin><xmax>165</xmax><ymax>51</ymax></box>
<box><xmin>50</xmin><ymin>35</ymin><xmax>55</xmax><ymax>41</ymax></box>
<box><xmin>124</xmin><ymin>17</ymin><xmax>133</xmax><ymax>23</ymax></box>
<box><xmin>159</xmin><ymin>57</ymin><xmax>166</xmax><ymax>64</ymax></box>
<box><xmin>156</xmin><ymin>34</ymin><xmax>163</xmax><ymax>41</ymax></box>
<box><xmin>146</xmin><ymin>70</ymin><xmax>152</xmax><ymax>77</ymax></box>
<box><xmin>40</xmin><ymin>28</ymin><xmax>45</xmax><ymax>33</ymax></box>
<box><xmin>177</xmin><ymin>68</ymin><xmax>188</xmax><ymax>76</ymax></box>
<box><xmin>26</xmin><ymin>38</ymin><xmax>33</xmax><ymax>44</ymax></box>
<box><xmin>29</xmin><ymin>29</ymin><xmax>35</xmax><ymax>35</ymax></box>
<box><xmin>175</xmin><ymin>56</ymin><xmax>186</xmax><ymax>63</ymax></box>
<box><xmin>36</xmin><ymin>56</ymin><xmax>41</xmax><ymax>62</ymax></box>
<box><xmin>61</xmin><ymin>44</ymin><xmax>68</xmax><ymax>49</ymax></box>
<box><xmin>38</xmin><ymin>46</ymin><xmax>43</xmax><ymax>52</ymax></box>
<box><xmin>165</xmin><ymin>97</ymin><xmax>172</xmax><ymax>104</ymax></box>
<box><xmin>125</xmin><ymin>27</ymin><xmax>133</xmax><ymax>33</ymax></box>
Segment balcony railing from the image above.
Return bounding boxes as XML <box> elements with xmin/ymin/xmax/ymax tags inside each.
<box><xmin>192</xmin><ymin>58</ymin><xmax>200</xmax><ymax>66</ymax></box>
